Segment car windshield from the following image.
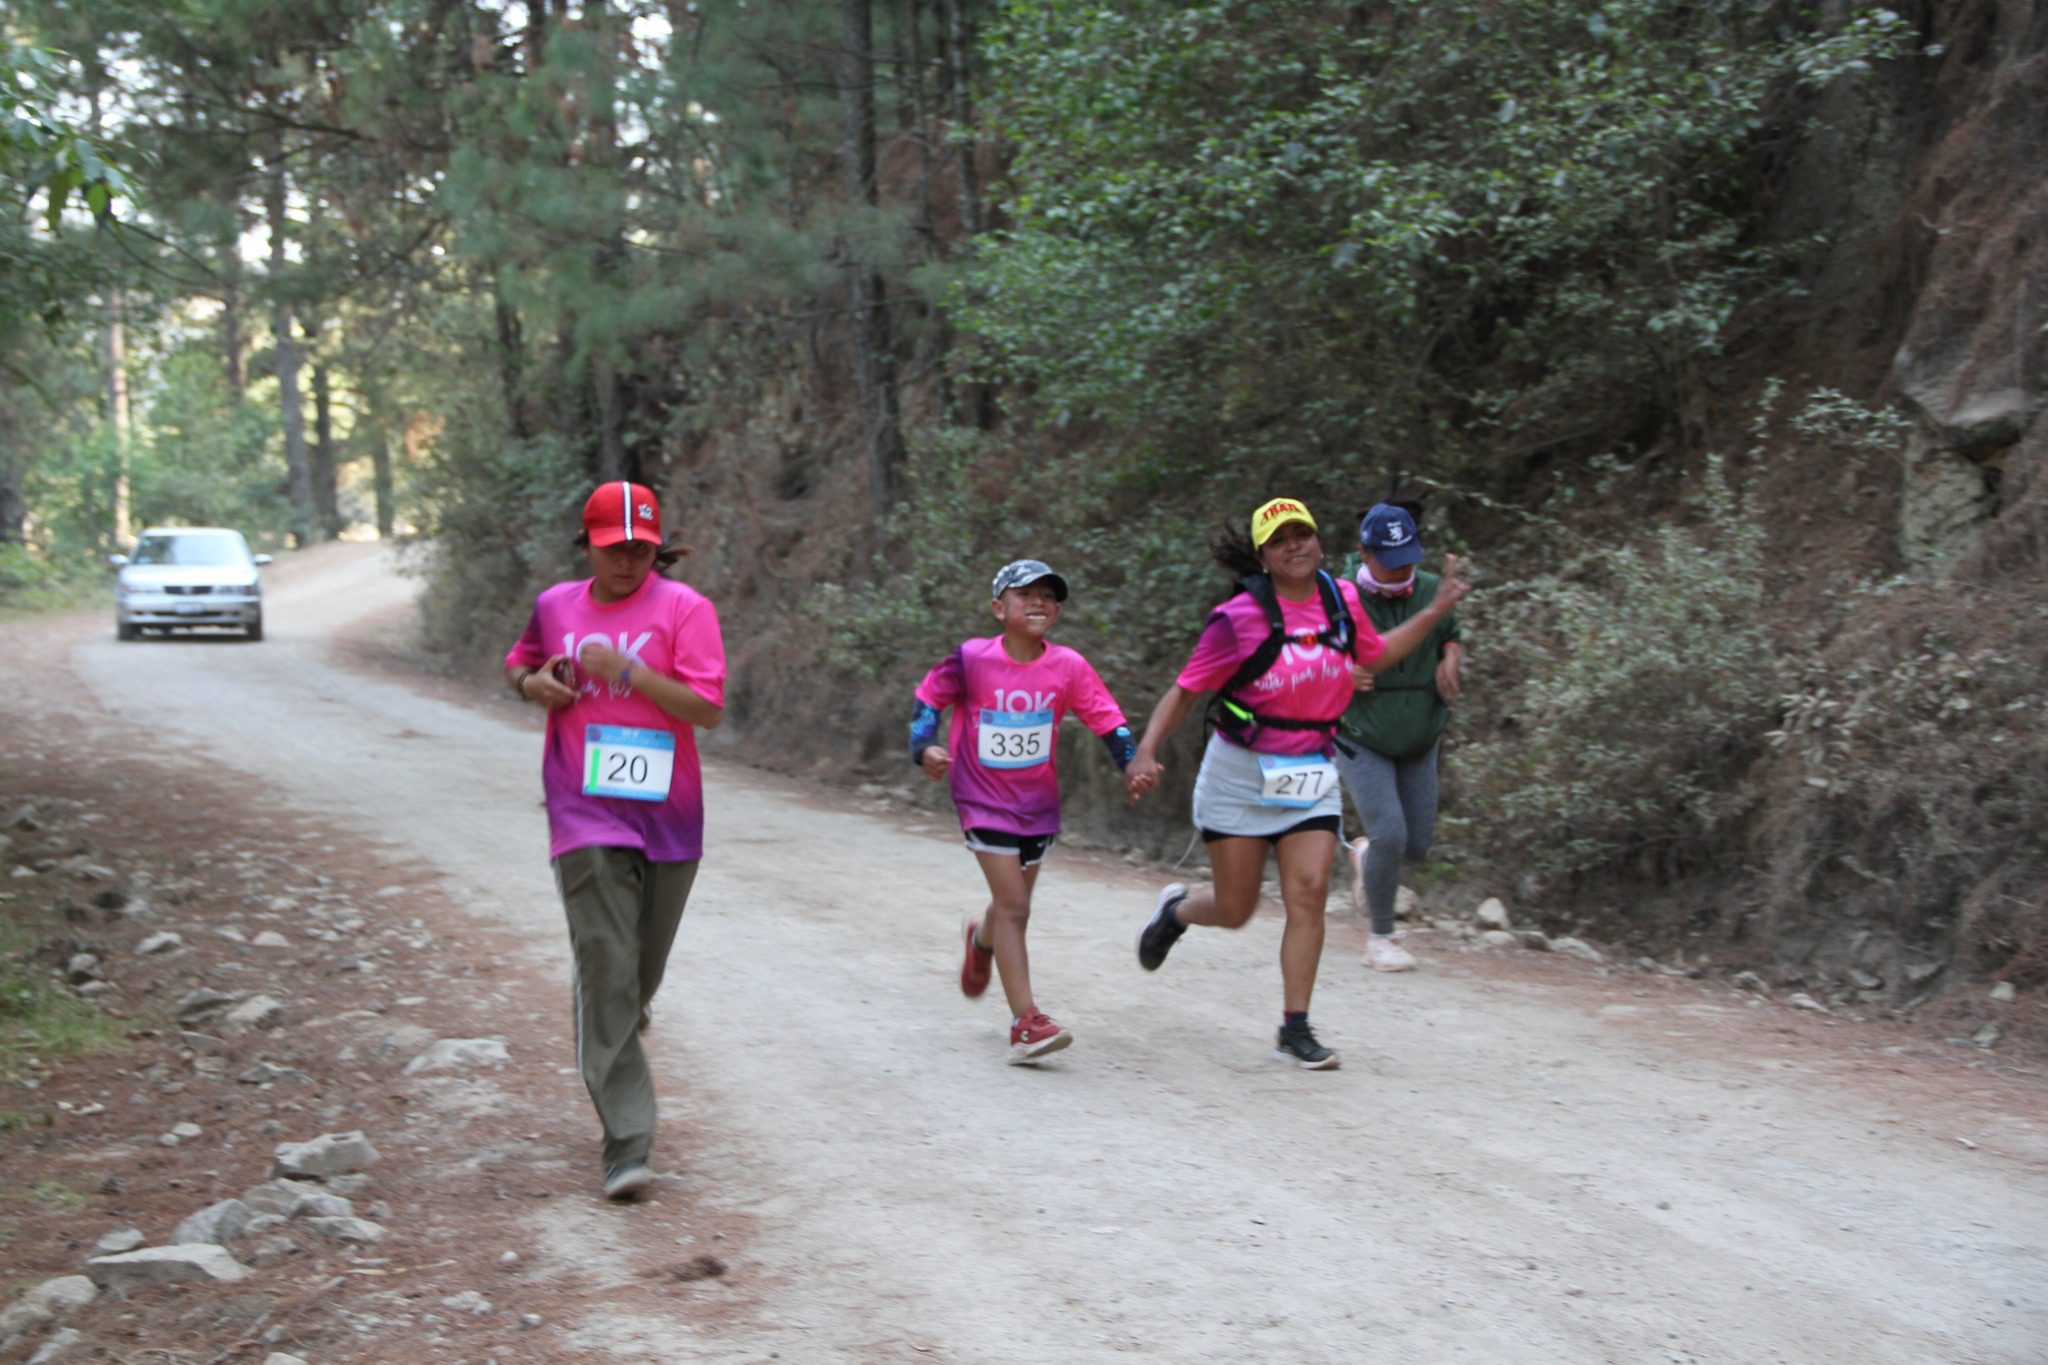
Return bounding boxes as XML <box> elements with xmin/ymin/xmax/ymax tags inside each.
<box><xmin>132</xmin><ymin>535</ymin><xmax>248</xmax><ymax>567</ymax></box>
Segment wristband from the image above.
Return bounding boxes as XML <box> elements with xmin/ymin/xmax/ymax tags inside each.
<box><xmin>511</xmin><ymin>666</ymin><xmax>534</xmax><ymax>699</ymax></box>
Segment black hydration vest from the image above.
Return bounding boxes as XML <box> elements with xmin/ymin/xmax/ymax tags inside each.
<box><xmin>1206</xmin><ymin>569</ymin><xmax>1357</xmax><ymax>747</ymax></box>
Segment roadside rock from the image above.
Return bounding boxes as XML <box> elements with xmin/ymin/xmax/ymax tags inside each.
<box><xmin>252</xmin><ymin>930</ymin><xmax>291</xmax><ymax>948</ymax></box>
<box><xmin>1393</xmin><ymin>886</ymin><xmax>1421</xmax><ymax>921</ymax></box>
<box><xmin>135</xmin><ymin>931</ymin><xmax>183</xmax><ymax>955</ymax></box>
<box><xmin>1552</xmin><ymin>936</ymin><xmax>1605</xmax><ymax>964</ymax></box>
<box><xmin>0</xmin><ymin>1276</ymin><xmax>98</xmax><ymax>1348</ymax></box>
<box><xmin>303</xmin><ymin>1215</ymin><xmax>385</xmax><ymax>1244</ymax></box>
<box><xmin>272</xmin><ymin>1130</ymin><xmax>380</xmax><ymax>1179</ymax></box>
<box><xmin>222</xmin><ymin>995</ymin><xmax>285</xmax><ymax>1033</ymax></box>
<box><xmin>1478</xmin><ymin>930</ymin><xmax>1519</xmax><ymax>949</ymax></box>
<box><xmin>87</xmin><ymin>1245</ymin><xmax>249</xmax><ymax>1290</ymax></box>
<box><xmin>1518</xmin><ymin>930</ymin><xmax>1553</xmax><ymax>951</ymax></box>
<box><xmin>29</xmin><ymin>1326</ymin><xmax>85</xmax><ymax>1363</ymax></box>
<box><xmin>262</xmin><ymin>1354</ymin><xmax>311</xmax><ymax>1365</ymax></box>
<box><xmin>173</xmin><ymin>988</ymin><xmax>241</xmax><ymax>1023</ymax></box>
<box><xmin>93</xmin><ymin>1228</ymin><xmax>143</xmax><ymax>1255</ymax></box>
<box><xmin>1474</xmin><ymin>898</ymin><xmax>1512</xmax><ymax>932</ymax></box>
<box><xmin>172</xmin><ymin>1198</ymin><xmax>254</xmax><ymax>1246</ymax></box>
<box><xmin>1734</xmin><ymin>970</ymin><xmax>1771</xmax><ymax>994</ymax></box>
<box><xmin>404</xmin><ymin>1038</ymin><xmax>510</xmax><ymax>1075</ymax></box>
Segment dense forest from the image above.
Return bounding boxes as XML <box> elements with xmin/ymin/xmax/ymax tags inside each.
<box><xmin>1</xmin><ymin>0</ymin><xmax>2041</xmax><ymax>1019</ymax></box>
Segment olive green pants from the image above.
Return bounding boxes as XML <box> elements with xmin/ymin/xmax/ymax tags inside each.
<box><xmin>552</xmin><ymin>846</ymin><xmax>698</xmax><ymax>1171</ymax></box>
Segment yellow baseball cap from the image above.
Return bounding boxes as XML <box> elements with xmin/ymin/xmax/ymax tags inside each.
<box><xmin>1250</xmin><ymin>497</ymin><xmax>1317</xmax><ymax>549</ymax></box>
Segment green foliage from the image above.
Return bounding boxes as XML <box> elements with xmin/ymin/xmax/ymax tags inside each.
<box><xmin>960</xmin><ymin>0</ymin><xmax>1916</xmax><ymax>480</ymax></box>
<box><xmin>1462</xmin><ymin>456</ymin><xmax>1780</xmax><ymax>878</ymax></box>
<box><xmin>133</xmin><ymin>345</ymin><xmax>291</xmax><ymax>537</ymax></box>
<box><xmin>0</xmin><ymin>43</ymin><xmax>132</xmax><ymax>228</ymax></box>
<box><xmin>23</xmin><ymin>1179</ymin><xmax>85</xmax><ymax>1210</ymax></box>
<box><xmin>0</xmin><ymin>923</ymin><xmax>117</xmax><ymax>1079</ymax></box>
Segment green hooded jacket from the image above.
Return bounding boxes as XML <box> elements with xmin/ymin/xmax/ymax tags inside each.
<box><xmin>1337</xmin><ymin>569</ymin><xmax>1462</xmax><ymax>760</ymax></box>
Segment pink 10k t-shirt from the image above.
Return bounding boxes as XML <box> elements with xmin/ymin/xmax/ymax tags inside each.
<box><xmin>1175</xmin><ymin>575</ymin><xmax>1385</xmax><ymax>755</ymax></box>
<box><xmin>916</xmin><ymin>637</ymin><xmax>1127</xmax><ymax>837</ymax></box>
<box><xmin>505</xmin><ymin>574</ymin><xmax>727</xmax><ymax>862</ymax></box>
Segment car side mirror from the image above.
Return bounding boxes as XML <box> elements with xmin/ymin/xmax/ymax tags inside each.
<box><xmin>253</xmin><ymin>554</ymin><xmax>274</xmax><ymax>566</ymax></box>
<box><xmin>107</xmin><ymin>554</ymin><xmax>129</xmax><ymax>569</ymax></box>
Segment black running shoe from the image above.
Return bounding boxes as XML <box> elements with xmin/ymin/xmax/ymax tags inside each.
<box><xmin>1274</xmin><ymin>1022</ymin><xmax>1340</xmax><ymax>1070</ymax></box>
<box><xmin>1137</xmin><ymin>883</ymin><xmax>1189</xmax><ymax>971</ymax></box>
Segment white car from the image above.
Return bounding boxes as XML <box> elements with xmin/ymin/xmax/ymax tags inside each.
<box><xmin>109</xmin><ymin>527</ymin><xmax>272</xmax><ymax>641</ymax></box>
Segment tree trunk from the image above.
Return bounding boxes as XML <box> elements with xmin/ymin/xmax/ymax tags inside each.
<box><xmin>493</xmin><ymin>276</ymin><xmax>531</xmax><ymax>441</ymax></box>
<box><xmin>0</xmin><ymin>375</ymin><xmax>24</xmax><ymax>547</ymax></box>
<box><xmin>939</xmin><ymin>0</ymin><xmax>992</xmax><ymax>428</ymax></box>
<box><xmin>266</xmin><ymin>136</ymin><xmax>317</xmax><ymax>547</ymax></box>
<box><xmin>222</xmin><ymin>248</ymin><xmax>246</xmax><ymax>401</ymax></box>
<box><xmin>104</xmin><ymin>288</ymin><xmax>132</xmax><ymax>547</ymax></box>
<box><xmin>369</xmin><ymin>420</ymin><xmax>395</xmax><ymax>539</ymax></box>
<box><xmin>594</xmin><ymin>354</ymin><xmax>626</xmax><ymax>481</ymax></box>
<box><xmin>840</xmin><ymin>0</ymin><xmax>905</xmax><ymax>521</ymax></box>
<box><xmin>941</xmin><ymin>0</ymin><xmax>982</xmax><ymax>239</ymax></box>
<box><xmin>312</xmin><ymin>356</ymin><xmax>340</xmax><ymax>535</ymax></box>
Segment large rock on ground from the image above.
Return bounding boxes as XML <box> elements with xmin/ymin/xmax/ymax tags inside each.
<box><xmin>0</xmin><ymin>1274</ymin><xmax>101</xmax><ymax>1343</ymax></box>
<box><xmin>403</xmin><ymin>1038</ymin><xmax>510</xmax><ymax>1075</ymax></box>
<box><xmin>272</xmin><ymin>1130</ymin><xmax>380</xmax><ymax>1179</ymax></box>
<box><xmin>172</xmin><ymin>1198</ymin><xmax>255</xmax><ymax>1246</ymax></box>
<box><xmin>87</xmin><ymin>1245</ymin><xmax>249</xmax><ymax>1290</ymax></box>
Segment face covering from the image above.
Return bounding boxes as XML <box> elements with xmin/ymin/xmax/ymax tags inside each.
<box><xmin>1357</xmin><ymin>560</ymin><xmax>1416</xmax><ymax>598</ymax></box>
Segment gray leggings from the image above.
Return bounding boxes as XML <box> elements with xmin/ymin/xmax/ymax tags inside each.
<box><xmin>1333</xmin><ymin>742</ymin><xmax>1439</xmax><ymax>935</ymax></box>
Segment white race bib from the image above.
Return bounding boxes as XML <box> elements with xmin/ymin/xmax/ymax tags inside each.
<box><xmin>583</xmin><ymin>724</ymin><xmax>676</xmax><ymax>802</ymax></box>
<box><xmin>1258</xmin><ymin>754</ymin><xmax>1337</xmax><ymax>809</ymax></box>
<box><xmin>978</xmin><ymin>708</ymin><xmax>1053</xmax><ymax>769</ymax></box>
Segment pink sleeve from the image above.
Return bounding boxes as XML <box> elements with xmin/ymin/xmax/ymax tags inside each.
<box><xmin>914</xmin><ymin>648</ymin><xmax>967</xmax><ymax>709</ymax></box>
<box><xmin>670</xmin><ymin>593</ymin><xmax>727</xmax><ymax>707</ymax></box>
<box><xmin>504</xmin><ymin>605</ymin><xmax>546</xmax><ymax>670</ymax></box>
<box><xmin>1063</xmin><ymin>651</ymin><xmax>1127</xmax><ymax>735</ymax></box>
<box><xmin>1174</xmin><ymin>604</ymin><xmax>1247</xmax><ymax>693</ymax></box>
<box><xmin>1340</xmin><ymin>578</ymin><xmax>1385</xmax><ymax>668</ymax></box>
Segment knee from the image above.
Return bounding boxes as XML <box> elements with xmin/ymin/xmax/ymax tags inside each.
<box><xmin>985</xmin><ymin>896</ymin><xmax>1032</xmax><ymax>928</ymax></box>
<box><xmin>1281</xmin><ymin>875</ymin><xmax>1331</xmax><ymax>914</ymax></box>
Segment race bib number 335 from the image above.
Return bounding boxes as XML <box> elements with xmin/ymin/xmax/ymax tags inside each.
<box><xmin>977</xmin><ymin>708</ymin><xmax>1053</xmax><ymax>769</ymax></box>
<box><xmin>583</xmin><ymin>724</ymin><xmax>676</xmax><ymax>802</ymax></box>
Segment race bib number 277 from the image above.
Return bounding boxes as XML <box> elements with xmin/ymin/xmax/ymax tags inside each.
<box><xmin>1257</xmin><ymin>754</ymin><xmax>1336</xmax><ymax>809</ymax></box>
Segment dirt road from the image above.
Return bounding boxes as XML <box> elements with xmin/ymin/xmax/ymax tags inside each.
<box><xmin>35</xmin><ymin>543</ymin><xmax>2048</xmax><ymax>1363</ymax></box>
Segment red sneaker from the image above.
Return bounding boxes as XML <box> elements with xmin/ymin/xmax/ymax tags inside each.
<box><xmin>960</xmin><ymin>918</ymin><xmax>994</xmax><ymax>998</ymax></box>
<box><xmin>1008</xmin><ymin>1011</ymin><xmax>1072</xmax><ymax>1064</ymax></box>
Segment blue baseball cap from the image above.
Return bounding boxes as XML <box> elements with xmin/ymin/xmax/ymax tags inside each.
<box><xmin>991</xmin><ymin>559</ymin><xmax>1069</xmax><ymax>601</ymax></box>
<box><xmin>1358</xmin><ymin>504</ymin><xmax>1423</xmax><ymax>568</ymax></box>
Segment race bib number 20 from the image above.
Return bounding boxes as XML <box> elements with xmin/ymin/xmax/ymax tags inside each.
<box><xmin>978</xmin><ymin>708</ymin><xmax>1053</xmax><ymax>769</ymax></box>
<box><xmin>583</xmin><ymin>725</ymin><xmax>676</xmax><ymax>802</ymax></box>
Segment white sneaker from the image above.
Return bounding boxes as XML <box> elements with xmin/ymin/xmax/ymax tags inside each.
<box><xmin>1365</xmin><ymin>933</ymin><xmax>1417</xmax><ymax>972</ymax></box>
<box><xmin>1346</xmin><ymin>837</ymin><xmax>1370</xmax><ymax>919</ymax></box>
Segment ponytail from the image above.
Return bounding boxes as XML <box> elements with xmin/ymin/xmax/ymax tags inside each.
<box><xmin>1209</xmin><ymin>518</ymin><xmax>1263</xmax><ymax>580</ymax></box>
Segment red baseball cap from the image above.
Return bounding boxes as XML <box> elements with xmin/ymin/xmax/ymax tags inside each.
<box><xmin>582</xmin><ymin>481</ymin><xmax>662</xmax><ymax>547</ymax></box>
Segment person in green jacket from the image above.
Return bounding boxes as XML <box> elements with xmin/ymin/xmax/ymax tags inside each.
<box><xmin>1335</xmin><ymin>502</ymin><xmax>1464</xmax><ymax>971</ymax></box>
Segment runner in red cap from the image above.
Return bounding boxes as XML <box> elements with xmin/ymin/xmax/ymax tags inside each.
<box><xmin>503</xmin><ymin>482</ymin><xmax>726</xmax><ymax>1200</ymax></box>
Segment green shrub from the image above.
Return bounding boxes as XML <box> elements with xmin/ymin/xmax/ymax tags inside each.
<box><xmin>0</xmin><ymin>924</ymin><xmax>118</xmax><ymax>1078</ymax></box>
<box><xmin>1463</xmin><ymin>456</ymin><xmax>1780</xmax><ymax>878</ymax></box>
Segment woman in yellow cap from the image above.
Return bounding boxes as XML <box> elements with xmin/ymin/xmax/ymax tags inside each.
<box><xmin>1123</xmin><ymin>497</ymin><xmax>1468</xmax><ymax>1067</ymax></box>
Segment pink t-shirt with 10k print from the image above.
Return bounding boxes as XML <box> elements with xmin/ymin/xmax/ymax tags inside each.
<box><xmin>505</xmin><ymin>574</ymin><xmax>726</xmax><ymax>862</ymax></box>
<box><xmin>916</xmin><ymin>637</ymin><xmax>1126</xmax><ymax>837</ymax></box>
